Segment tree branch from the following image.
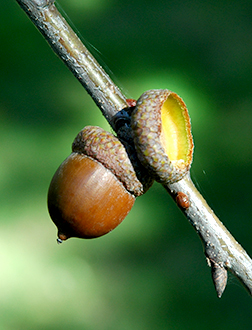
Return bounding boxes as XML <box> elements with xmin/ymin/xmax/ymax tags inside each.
<box><xmin>15</xmin><ymin>0</ymin><xmax>252</xmax><ymax>297</ymax></box>
<box><xmin>15</xmin><ymin>0</ymin><xmax>127</xmax><ymax>130</ymax></box>
<box><xmin>165</xmin><ymin>174</ymin><xmax>252</xmax><ymax>297</ymax></box>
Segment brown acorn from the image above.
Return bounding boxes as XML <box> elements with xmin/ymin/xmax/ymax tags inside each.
<box><xmin>47</xmin><ymin>126</ymin><xmax>152</xmax><ymax>241</ymax></box>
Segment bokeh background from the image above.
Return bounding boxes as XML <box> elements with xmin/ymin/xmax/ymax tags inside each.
<box><xmin>1</xmin><ymin>0</ymin><xmax>252</xmax><ymax>329</ymax></box>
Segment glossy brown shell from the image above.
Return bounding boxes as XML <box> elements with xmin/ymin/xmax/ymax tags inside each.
<box><xmin>48</xmin><ymin>153</ymin><xmax>135</xmax><ymax>240</ymax></box>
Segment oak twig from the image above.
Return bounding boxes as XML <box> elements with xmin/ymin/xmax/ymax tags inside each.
<box><xmin>15</xmin><ymin>0</ymin><xmax>127</xmax><ymax>130</ymax></box>
<box><xmin>15</xmin><ymin>0</ymin><xmax>252</xmax><ymax>297</ymax></box>
<box><xmin>165</xmin><ymin>174</ymin><xmax>252</xmax><ymax>297</ymax></box>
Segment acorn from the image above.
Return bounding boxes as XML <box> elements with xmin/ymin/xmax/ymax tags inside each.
<box><xmin>131</xmin><ymin>89</ymin><xmax>194</xmax><ymax>184</ymax></box>
<box><xmin>47</xmin><ymin>126</ymin><xmax>152</xmax><ymax>241</ymax></box>
<box><xmin>48</xmin><ymin>89</ymin><xmax>193</xmax><ymax>242</ymax></box>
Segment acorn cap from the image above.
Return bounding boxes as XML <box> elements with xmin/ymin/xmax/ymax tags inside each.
<box><xmin>72</xmin><ymin>126</ymin><xmax>153</xmax><ymax>196</ymax></box>
<box><xmin>131</xmin><ymin>89</ymin><xmax>194</xmax><ymax>184</ymax></box>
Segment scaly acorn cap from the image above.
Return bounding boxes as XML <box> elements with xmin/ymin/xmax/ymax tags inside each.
<box><xmin>131</xmin><ymin>89</ymin><xmax>194</xmax><ymax>184</ymax></box>
<box><xmin>72</xmin><ymin>126</ymin><xmax>153</xmax><ymax>196</ymax></box>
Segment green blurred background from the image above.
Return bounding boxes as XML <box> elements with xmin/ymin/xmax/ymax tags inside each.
<box><xmin>1</xmin><ymin>0</ymin><xmax>252</xmax><ymax>329</ymax></box>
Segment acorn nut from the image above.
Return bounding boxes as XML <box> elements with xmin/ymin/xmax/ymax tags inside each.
<box><xmin>47</xmin><ymin>126</ymin><xmax>153</xmax><ymax>241</ymax></box>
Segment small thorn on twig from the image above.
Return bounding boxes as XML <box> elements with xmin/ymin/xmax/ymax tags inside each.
<box><xmin>211</xmin><ymin>262</ymin><xmax>228</xmax><ymax>298</ymax></box>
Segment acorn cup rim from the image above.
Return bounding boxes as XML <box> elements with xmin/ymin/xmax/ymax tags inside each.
<box><xmin>131</xmin><ymin>89</ymin><xmax>194</xmax><ymax>184</ymax></box>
